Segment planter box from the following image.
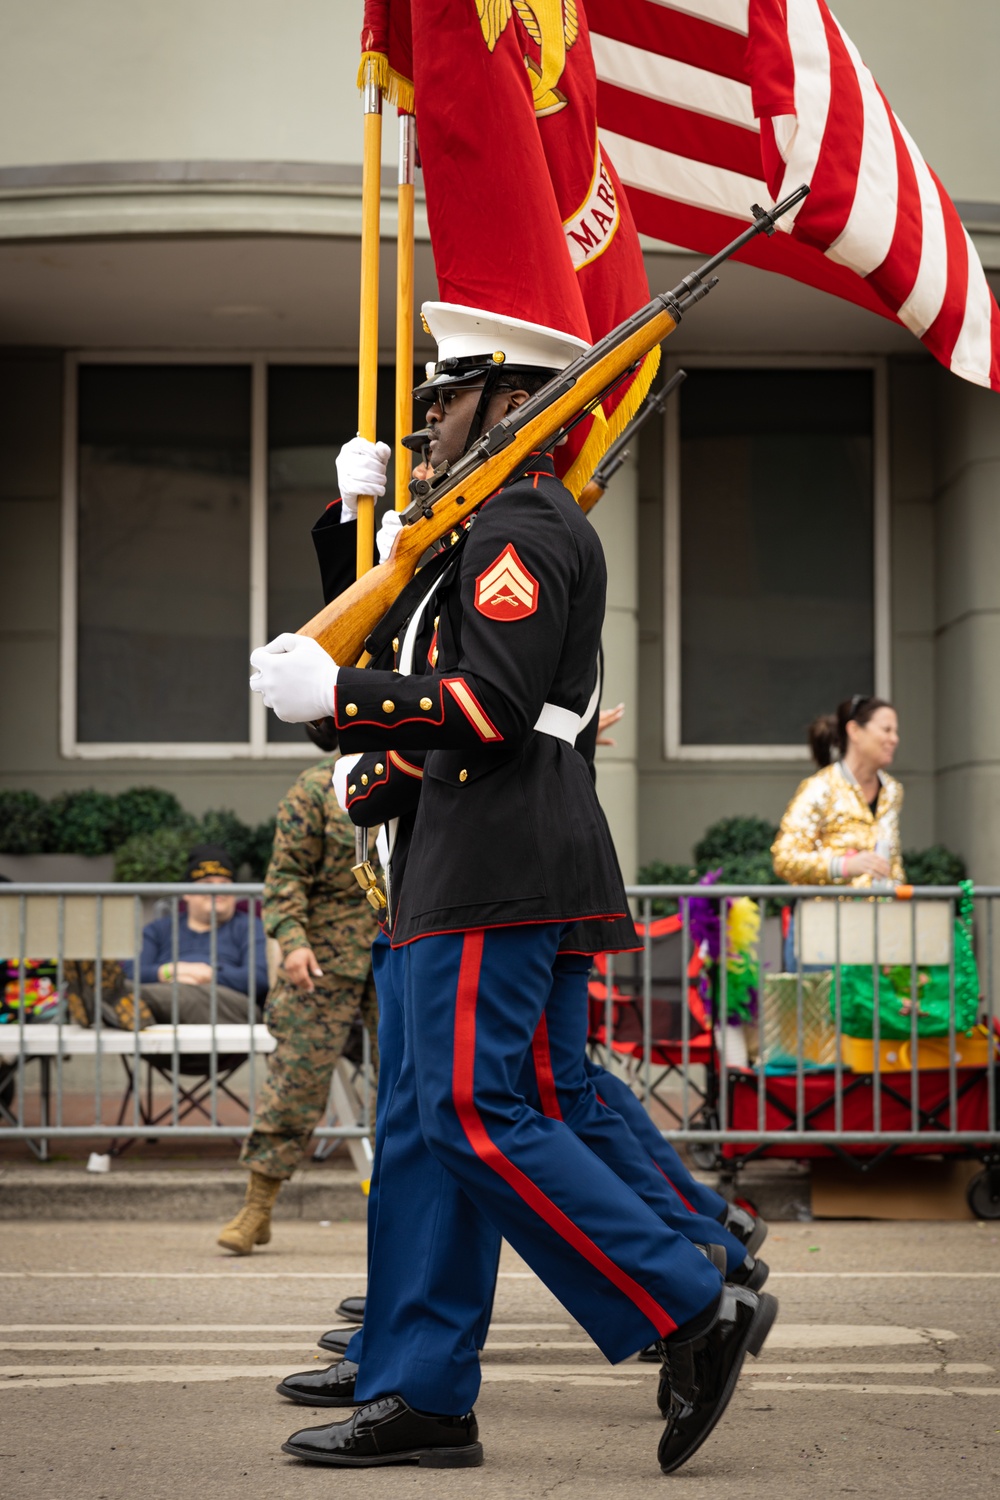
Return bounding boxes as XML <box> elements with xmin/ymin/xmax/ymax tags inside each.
<box><xmin>0</xmin><ymin>854</ymin><xmax>116</xmax><ymax>884</ymax></box>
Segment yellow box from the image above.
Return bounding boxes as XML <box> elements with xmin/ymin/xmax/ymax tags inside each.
<box><xmin>840</xmin><ymin>1029</ymin><xmax>995</xmax><ymax>1073</ymax></box>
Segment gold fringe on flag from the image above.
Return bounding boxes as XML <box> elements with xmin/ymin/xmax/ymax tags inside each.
<box><xmin>357</xmin><ymin>52</ymin><xmax>415</xmax><ymax>114</ymax></box>
<box><xmin>563</xmin><ymin>344</ymin><xmax>661</xmax><ymax>501</ymax></box>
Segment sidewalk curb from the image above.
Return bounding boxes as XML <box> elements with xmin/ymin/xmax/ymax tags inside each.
<box><xmin>0</xmin><ymin>1167</ymin><xmax>369</xmax><ymax>1222</ymax></box>
<box><xmin>0</xmin><ymin>1161</ymin><xmax>810</xmax><ymax>1222</ymax></box>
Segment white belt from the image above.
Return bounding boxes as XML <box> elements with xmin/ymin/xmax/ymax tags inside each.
<box><xmin>533</xmin><ymin>702</ymin><xmax>582</xmax><ymax>744</ymax></box>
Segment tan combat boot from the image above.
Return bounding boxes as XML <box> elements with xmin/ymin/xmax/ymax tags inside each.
<box><xmin>217</xmin><ymin>1170</ymin><xmax>282</xmax><ymax>1255</ymax></box>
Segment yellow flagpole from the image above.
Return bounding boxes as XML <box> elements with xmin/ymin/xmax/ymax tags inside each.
<box><xmin>395</xmin><ymin>113</ymin><xmax>416</xmax><ymax>511</ymax></box>
<box><xmin>356</xmin><ymin>74</ymin><xmax>383</xmax><ymax>577</ymax></box>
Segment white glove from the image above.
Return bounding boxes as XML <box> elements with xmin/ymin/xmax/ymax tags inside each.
<box><xmin>336</xmin><ymin>436</ymin><xmax>391</xmax><ymax>520</ymax></box>
<box><xmin>332</xmin><ymin>754</ymin><xmax>362</xmax><ymax>812</ymax></box>
<box><xmin>249</xmin><ymin>633</ymin><xmax>339</xmax><ymax>723</ymax></box>
<box><xmin>376</xmin><ymin>509</ymin><xmax>403</xmax><ymax>564</ymax></box>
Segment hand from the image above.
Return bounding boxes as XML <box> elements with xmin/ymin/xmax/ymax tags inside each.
<box><xmin>376</xmin><ymin>509</ymin><xmax>403</xmax><ymax>565</ymax></box>
<box><xmin>283</xmin><ymin>946</ymin><xmax>324</xmax><ymax>993</ymax></box>
<box><xmin>160</xmin><ymin>961</ymin><xmax>214</xmax><ymax>985</ymax></box>
<box><xmin>336</xmin><ymin>436</ymin><xmax>391</xmax><ymax>519</ymax></box>
<box><xmin>597</xmin><ymin>702</ymin><xmax>625</xmax><ymax>746</ymax></box>
<box><xmin>250</xmin><ymin>633</ymin><xmax>339</xmax><ymax>723</ymax></box>
<box><xmin>844</xmin><ymin>851</ymin><xmax>892</xmax><ymax>879</ymax></box>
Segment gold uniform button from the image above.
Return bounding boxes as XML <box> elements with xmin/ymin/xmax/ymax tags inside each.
<box><xmin>348</xmin><ymin>784</ymin><xmax>356</xmax><ymax>795</ymax></box>
<box><xmin>382</xmin><ymin>699</ymin><xmax>395</xmax><ymax>713</ymax></box>
<box><xmin>459</xmin><ymin>769</ymin><xmax>468</xmax><ymax>783</ymax></box>
<box><xmin>420</xmin><ymin>697</ymin><xmax>433</xmax><ymax>711</ymax></box>
<box><xmin>361</xmin><ymin>774</ymin><xmax>368</xmax><ymax>786</ymax></box>
<box><xmin>433</xmin><ymin>615</ymin><xmax>440</xmax><ymax>629</ymax></box>
<box><xmin>345</xmin><ymin>703</ymin><xmax>358</xmax><ymax>717</ymax></box>
<box><xmin>375</xmin><ymin>763</ymin><xmax>384</xmax><ymax>775</ymax></box>
<box><xmin>392</xmin><ymin>637</ymin><xmax>399</xmax><ymax>652</ymax></box>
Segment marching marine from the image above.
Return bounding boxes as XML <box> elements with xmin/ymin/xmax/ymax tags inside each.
<box><xmin>251</xmin><ymin>303</ymin><xmax>777</xmax><ymax>1474</ymax></box>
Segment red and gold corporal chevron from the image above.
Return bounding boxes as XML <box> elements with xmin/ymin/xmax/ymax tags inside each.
<box><xmin>474</xmin><ymin>543</ymin><xmax>540</xmax><ymax>621</ymax></box>
<box><xmin>359</xmin><ymin>0</ymin><xmax>661</xmax><ymax>494</ymax></box>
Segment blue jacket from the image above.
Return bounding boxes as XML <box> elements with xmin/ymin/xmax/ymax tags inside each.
<box><xmin>122</xmin><ymin>910</ymin><xmax>269</xmax><ymax>1000</ymax></box>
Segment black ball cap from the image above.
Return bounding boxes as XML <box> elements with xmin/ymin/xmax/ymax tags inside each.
<box><xmin>185</xmin><ymin>844</ymin><xmax>235</xmax><ymax>882</ymax></box>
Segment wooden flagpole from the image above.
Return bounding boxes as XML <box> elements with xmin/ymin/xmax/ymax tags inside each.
<box><xmin>356</xmin><ymin>74</ymin><xmax>383</xmax><ymax>576</ymax></box>
<box><xmin>395</xmin><ymin>113</ymin><xmax>416</xmax><ymax>511</ymax></box>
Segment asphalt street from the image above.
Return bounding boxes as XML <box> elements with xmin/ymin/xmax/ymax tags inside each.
<box><xmin>1</xmin><ymin>1218</ymin><xmax>999</xmax><ymax>1499</ymax></box>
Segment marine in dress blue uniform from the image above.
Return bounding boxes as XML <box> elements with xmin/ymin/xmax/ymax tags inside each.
<box><xmin>250</xmin><ymin>303</ymin><xmax>777</xmax><ymax>1473</ymax></box>
<box><xmin>276</xmin><ymin>505</ymin><xmax>760</xmax><ymax>1413</ymax></box>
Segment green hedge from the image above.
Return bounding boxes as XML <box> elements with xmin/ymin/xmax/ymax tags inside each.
<box><xmin>0</xmin><ymin>786</ymin><xmax>276</xmax><ymax>881</ymax></box>
<box><xmin>639</xmin><ymin>816</ymin><xmax>966</xmax><ymax>916</ymax></box>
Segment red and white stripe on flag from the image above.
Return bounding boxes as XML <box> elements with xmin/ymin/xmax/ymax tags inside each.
<box><xmin>587</xmin><ymin>0</ymin><xmax>1000</xmax><ymax>392</ymax></box>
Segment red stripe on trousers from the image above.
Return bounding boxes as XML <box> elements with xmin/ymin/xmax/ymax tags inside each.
<box><xmin>452</xmin><ymin>930</ymin><xmax>677</xmax><ymax>1337</ymax></box>
<box><xmin>593</xmin><ymin>1086</ymin><xmax>695</xmax><ymax>1212</ymax></box>
<box><xmin>653</xmin><ymin>1159</ymin><xmax>695</xmax><ymax>1214</ymax></box>
<box><xmin>530</xmin><ymin>1014</ymin><xmax>563</xmax><ymax>1121</ymax></box>
<box><xmin>592</xmin><ymin>1087</ymin><xmax>697</xmax><ymax>1213</ymax></box>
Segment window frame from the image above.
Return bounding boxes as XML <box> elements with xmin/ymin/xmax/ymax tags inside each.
<box><xmin>61</xmin><ymin>349</ymin><xmax>353</xmax><ymax>760</ymax></box>
<box><xmin>662</xmin><ymin>353</ymin><xmax>890</xmax><ymax>762</ymax></box>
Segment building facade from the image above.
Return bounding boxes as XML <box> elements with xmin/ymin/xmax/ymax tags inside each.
<box><xmin>2</xmin><ymin>0</ymin><xmax>999</xmax><ymax>881</ymax></box>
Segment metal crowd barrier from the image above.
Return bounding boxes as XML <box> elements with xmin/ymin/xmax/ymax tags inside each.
<box><xmin>1</xmin><ymin>883</ymin><xmax>998</xmax><ymax>1188</ymax></box>
<box><xmin>601</xmin><ymin>885</ymin><xmax>999</xmax><ymax>1172</ymax></box>
<box><xmin>0</xmin><ymin>883</ymin><xmax>373</xmax><ymax>1158</ymax></box>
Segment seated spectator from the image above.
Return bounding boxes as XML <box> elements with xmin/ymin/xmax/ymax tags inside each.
<box><xmin>66</xmin><ymin>844</ymin><xmax>268</xmax><ymax>1028</ymax></box>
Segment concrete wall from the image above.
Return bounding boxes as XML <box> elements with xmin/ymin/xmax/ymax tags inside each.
<box><xmin>0</xmin><ymin>0</ymin><xmax>386</xmax><ymax>172</ymax></box>
<box><xmin>590</xmin><ymin>457</ymin><xmax>639</xmax><ymax>883</ymax></box>
<box><xmin>934</xmin><ymin>370</ymin><xmax>1000</xmax><ymax>880</ymax></box>
<box><xmin>0</xmin><ymin>353</ymin><xmax>309</xmax><ymax>826</ymax></box>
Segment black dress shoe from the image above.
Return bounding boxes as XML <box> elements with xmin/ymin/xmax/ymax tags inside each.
<box><xmin>728</xmin><ymin>1254</ymin><xmax>769</xmax><ymax>1292</ymax></box>
<box><xmin>277</xmin><ymin>1359</ymin><xmax>359</xmax><ymax>1407</ymax></box>
<box><xmin>335</xmin><ymin>1295</ymin><xmax>366</xmax><ymax>1324</ymax></box>
<box><xmin>696</xmin><ymin>1241</ymin><xmax>727</xmax><ymax>1273</ymax></box>
<box><xmin>657</xmin><ymin>1286</ymin><xmax>779</xmax><ymax>1473</ymax></box>
<box><xmin>282</xmin><ymin>1393</ymin><xmax>483</xmax><ymax>1468</ymax></box>
<box><xmin>317</xmin><ymin>1327</ymin><xmax>354</xmax><ymax>1356</ymax></box>
<box><xmin>635</xmin><ymin>1243</ymin><xmax>727</xmax><ymax>1362</ymax></box>
<box><xmin>721</xmin><ymin>1202</ymin><xmax>768</xmax><ymax>1256</ymax></box>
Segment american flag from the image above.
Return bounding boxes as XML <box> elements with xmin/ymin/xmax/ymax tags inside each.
<box><xmin>587</xmin><ymin>0</ymin><xmax>1000</xmax><ymax>391</ymax></box>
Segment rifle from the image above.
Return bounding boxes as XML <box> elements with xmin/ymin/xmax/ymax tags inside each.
<box><xmin>577</xmin><ymin>369</ymin><xmax>687</xmax><ymax>514</ymax></box>
<box><xmin>300</xmin><ymin>185</ymin><xmax>809</xmax><ymax>665</ymax></box>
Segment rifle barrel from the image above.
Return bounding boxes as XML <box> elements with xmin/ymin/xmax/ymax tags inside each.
<box><xmin>590</xmin><ymin>369</ymin><xmax>687</xmax><ymax>488</ymax></box>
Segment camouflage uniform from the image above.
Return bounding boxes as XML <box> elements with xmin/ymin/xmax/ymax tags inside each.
<box><xmin>240</xmin><ymin>757</ymin><xmax>379</xmax><ymax>1180</ymax></box>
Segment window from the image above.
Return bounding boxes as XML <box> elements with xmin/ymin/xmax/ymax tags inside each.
<box><xmin>665</xmin><ymin>361</ymin><xmax>888</xmax><ymax>759</ymax></box>
<box><xmin>63</xmin><ymin>357</ymin><xmax>403</xmax><ymax>757</ymax></box>
<box><xmin>76</xmin><ymin>365</ymin><xmax>252</xmax><ymax>744</ymax></box>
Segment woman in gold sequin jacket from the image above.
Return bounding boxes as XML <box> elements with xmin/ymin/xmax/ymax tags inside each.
<box><xmin>772</xmin><ymin>695</ymin><xmax>905</xmax><ymax>889</ymax></box>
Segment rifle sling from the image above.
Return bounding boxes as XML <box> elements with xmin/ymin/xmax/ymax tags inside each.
<box><xmin>364</xmin><ymin>529</ymin><xmax>471</xmax><ymax>661</ymax></box>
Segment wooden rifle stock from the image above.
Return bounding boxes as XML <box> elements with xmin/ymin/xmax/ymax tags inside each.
<box><xmin>298</xmin><ymin>186</ymin><xmax>809</xmax><ymax>665</ymax></box>
<box><xmin>578</xmin><ymin>479</ymin><xmax>605</xmax><ymax>515</ymax></box>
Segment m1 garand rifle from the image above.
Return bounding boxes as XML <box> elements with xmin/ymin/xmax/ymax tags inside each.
<box><xmin>299</xmin><ymin>185</ymin><xmax>809</xmax><ymax>666</ymax></box>
<box><xmin>577</xmin><ymin>368</ymin><xmax>687</xmax><ymax>514</ymax></box>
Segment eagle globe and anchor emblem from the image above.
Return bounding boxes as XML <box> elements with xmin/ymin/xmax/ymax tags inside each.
<box><xmin>476</xmin><ymin>0</ymin><xmax>579</xmax><ymax>116</ymax></box>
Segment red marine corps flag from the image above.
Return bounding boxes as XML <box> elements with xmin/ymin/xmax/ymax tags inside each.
<box><xmin>587</xmin><ymin>0</ymin><xmax>1000</xmax><ymax>392</ymax></box>
<box><xmin>359</xmin><ymin>0</ymin><xmax>661</xmax><ymax>492</ymax></box>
